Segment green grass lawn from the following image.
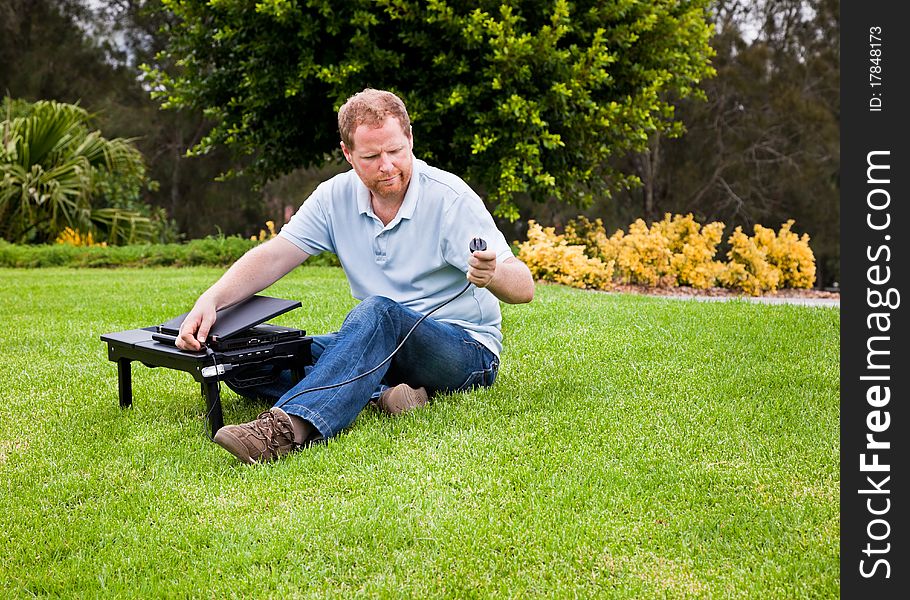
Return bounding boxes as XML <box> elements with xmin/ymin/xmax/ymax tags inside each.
<box><xmin>0</xmin><ymin>267</ymin><xmax>839</xmax><ymax>598</ymax></box>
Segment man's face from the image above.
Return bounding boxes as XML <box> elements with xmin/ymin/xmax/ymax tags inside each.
<box><xmin>341</xmin><ymin>116</ymin><xmax>414</xmax><ymax>204</ymax></box>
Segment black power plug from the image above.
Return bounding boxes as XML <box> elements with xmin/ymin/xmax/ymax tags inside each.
<box><xmin>469</xmin><ymin>237</ymin><xmax>487</xmax><ymax>253</ymax></box>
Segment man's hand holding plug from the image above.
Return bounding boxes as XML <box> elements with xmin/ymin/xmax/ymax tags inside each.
<box><xmin>467</xmin><ymin>249</ymin><xmax>497</xmax><ymax>288</ymax></box>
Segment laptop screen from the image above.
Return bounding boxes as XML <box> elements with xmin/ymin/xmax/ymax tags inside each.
<box><xmin>157</xmin><ymin>295</ymin><xmax>301</xmax><ymax>341</ymax></box>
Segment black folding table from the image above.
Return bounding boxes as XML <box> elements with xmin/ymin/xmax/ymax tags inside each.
<box><xmin>100</xmin><ymin>327</ymin><xmax>312</xmax><ymax>436</ymax></box>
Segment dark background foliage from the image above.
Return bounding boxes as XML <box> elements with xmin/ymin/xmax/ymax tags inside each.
<box><xmin>0</xmin><ymin>0</ymin><xmax>840</xmax><ymax>286</ymax></box>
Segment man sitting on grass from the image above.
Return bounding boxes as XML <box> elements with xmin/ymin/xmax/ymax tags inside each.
<box><xmin>176</xmin><ymin>88</ymin><xmax>535</xmax><ymax>464</ymax></box>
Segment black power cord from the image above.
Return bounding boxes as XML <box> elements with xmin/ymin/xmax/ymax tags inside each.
<box><xmin>272</xmin><ymin>237</ymin><xmax>488</xmax><ymax>411</ymax></box>
<box><xmin>201</xmin><ymin>346</ymin><xmax>222</xmax><ymax>441</ymax></box>
<box><xmin>200</xmin><ymin>238</ymin><xmax>488</xmax><ymax>433</ymax></box>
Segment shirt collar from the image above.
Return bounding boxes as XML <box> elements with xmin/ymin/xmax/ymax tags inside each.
<box><xmin>396</xmin><ymin>157</ymin><xmax>422</xmax><ymax>222</ymax></box>
<box><xmin>356</xmin><ymin>177</ymin><xmax>372</xmax><ymax>216</ymax></box>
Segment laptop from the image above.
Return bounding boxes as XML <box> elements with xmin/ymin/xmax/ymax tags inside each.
<box><xmin>153</xmin><ymin>295</ymin><xmax>302</xmax><ymax>350</ymax></box>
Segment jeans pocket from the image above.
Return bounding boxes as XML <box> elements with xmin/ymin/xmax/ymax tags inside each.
<box><xmin>488</xmin><ymin>359</ymin><xmax>500</xmax><ymax>385</ymax></box>
<box><xmin>456</xmin><ymin>342</ymin><xmax>500</xmax><ymax>392</ymax></box>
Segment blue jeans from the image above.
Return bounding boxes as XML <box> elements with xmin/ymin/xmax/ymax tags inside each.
<box><xmin>225</xmin><ymin>296</ymin><xmax>499</xmax><ymax>440</ymax></box>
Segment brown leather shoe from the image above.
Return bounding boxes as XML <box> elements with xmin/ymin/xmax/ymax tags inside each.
<box><xmin>213</xmin><ymin>407</ymin><xmax>298</xmax><ymax>464</ymax></box>
<box><xmin>377</xmin><ymin>384</ymin><xmax>428</xmax><ymax>415</ymax></box>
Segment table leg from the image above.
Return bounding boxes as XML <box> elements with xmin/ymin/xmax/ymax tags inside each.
<box><xmin>203</xmin><ymin>379</ymin><xmax>224</xmax><ymax>436</ymax></box>
<box><xmin>117</xmin><ymin>358</ymin><xmax>133</xmax><ymax>408</ymax></box>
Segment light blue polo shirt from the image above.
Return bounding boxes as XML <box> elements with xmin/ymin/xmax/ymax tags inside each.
<box><xmin>278</xmin><ymin>158</ymin><xmax>513</xmax><ymax>356</ymax></box>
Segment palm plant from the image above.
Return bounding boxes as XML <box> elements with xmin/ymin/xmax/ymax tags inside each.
<box><xmin>1</xmin><ymin>98</ymin><xmax>154</xmax><ymax>244</ymax></box>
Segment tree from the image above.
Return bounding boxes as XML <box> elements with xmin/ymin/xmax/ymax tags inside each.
<box><xmin>0</xmin><ymin>0</ymin><xmax>138</xmax><ymax>109</ymax></box>
<box><xmin>148</xmin><ymin>0</ymin><xmax>716</xmax><ymax>220</ymax></box>
<box><xmin>0</xmin><ymin>98</ymin><xmax>153</xmax><ymax>243</ymax></box>
<box><xmin>651</xmin><ymin>0</ymin><xmax>840</xmax><ymax>285</ymax></box>
<box><xmin>90</xmin><ymin>0</ymin><xmax>271</xmax><ymax>239</ymax></box>
<box><xmin>1</xmin><ymin>1</ymin><xmax>273</xmax><ymax>240</ymax></box>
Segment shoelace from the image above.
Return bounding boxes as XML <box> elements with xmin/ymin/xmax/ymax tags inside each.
<box><xmin>252</xmin><ymin>411</ymin><xmax>295</xmax><ymax>454</ymax></box>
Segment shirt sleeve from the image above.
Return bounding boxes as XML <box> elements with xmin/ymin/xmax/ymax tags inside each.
<box><xmin>441</xmin><ymin>191</ymin><xmax>513</xmax><ymax>273</ymax></box>
<box><xmin>277</xmin><ymin>182</ymin><xmax>336</xmax><ymax>256</ymax></box>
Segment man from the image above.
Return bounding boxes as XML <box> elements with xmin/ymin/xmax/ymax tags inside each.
<box><xmin>177</xmin><ymin>88</ymin><xmax>534</xmax><ymax>464</ymax></box>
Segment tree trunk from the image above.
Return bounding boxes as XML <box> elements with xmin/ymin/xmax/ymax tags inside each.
<box><xmin>636</xmin><ymin>132</ymin><xmax>661</xmax><ymax>222</ymax></box>
<box><xmin>170</xmin><ymin>125</ymin><xmax>182</xmax><ymax>223</ymax></box>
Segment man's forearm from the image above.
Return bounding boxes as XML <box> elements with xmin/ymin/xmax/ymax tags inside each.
<box><xmin>201</xmin><ymin>237</ymin><xmax>309</xmax><ymax>309</ymax></box>
<box><xmin>486</xmin><ymin>258</ymin><xmax>535</xmax><ymax>304</ymax></box>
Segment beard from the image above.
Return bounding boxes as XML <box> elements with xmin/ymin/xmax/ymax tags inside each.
<box><xmin>359</xmin><ymin>158</ymin><xmax>413</xmax><ymax>204</ymax></box>
<box><xmin>370</xmin><ymin>173</ymin><xmax>407</xmax><ymax>201</ymax></box>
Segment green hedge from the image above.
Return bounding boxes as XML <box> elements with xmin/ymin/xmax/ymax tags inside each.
<box><xmin>0</xmin><ymin>238</ymin><xmax>341</xmax><ymax>268</ymax></box>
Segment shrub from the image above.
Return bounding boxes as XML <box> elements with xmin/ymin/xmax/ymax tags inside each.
<box><xmin>655</xmin><ymin>214</ymin><xmax>726</xmax><ymax>289</ymax></box>
<box><xmin>762</xmin><ymin>220</ymin><xmax>816</xmax><ymax>289</ymax></box>
<box><xmin>1</xmin><ymin>98</ymin><xmax>154</xmax><ymax>245</ymax></box>
<box><xmin>0</xmin><ymin>236</ymin><xmax>340</xmax><ymax>269</ymax></box>
<box><xmin>564</xmin><ymin>213</ymin><xmax>725</xmax><ymax>289</ymax></box>
<box><xmin>718</xmin><ymin>221</ymin><xmax>816</xmax><ymax>295</ymax></box>
<box><xmin>606</xmin><ymin>219</ymin><xmax>673</xmax><ymax>286</ymax></box>
<box><xmin>718</xmin><ymin>226</ymin><xmax>781</xmax><ymax>295</ymax></box>
<box><xmin>251</xmin><ymin>220</ymin><xmax>278</xmax><ymax>242</ymax></box>
<box><xmin>55</xmin><ymin>227</ymin><xmax>107</xmax><ymax>248</ymax></box>
<box><xmin>563</xmin><ymin>216</ymin><xmax>614</xmax><ymax>264</ymax></box>
<box><xmin>516</xmin><ymin>221</ymin><xmax>613</xmax><ymax>290</ymax></box>
<box><xmin>521</xmin><ymin>214</ymin><xmax>815</xmax><ymax>295</ymax></box>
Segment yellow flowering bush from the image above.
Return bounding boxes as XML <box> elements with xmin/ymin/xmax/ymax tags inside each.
<box><xmin>250</xmin><ymin>220</ymin><xmax>277</xmax><ymax>242</ymax></box>
<box><xmin>564</xmin><ymin>214</ymin><xmax>724</xmax><ymax>288</ymax></box>
<box><xmin>54</xmin><ymin>227</ymin><xmax>107</xmax><ymax>247</ymax></box>
<box><xmin>608</xmin><ymin>218</ymin><xmax>674</xmax><ymax>286</ymax></box>
<box><xmin>762</xmin><ymin>220</ymin><xmax>816</xmax><ymax>289</ymax></box>
<box><xmin>520</xmin><ymin>214</ymin><xmax>816</xmax><ymax>295</ymax></box>
<box><xmin>718</xmin><ymin>226</ymin><xmax>781</xmax><ymax>295</ymax></box>
<box><xmin>517</xmin><ymin>221</ymin><xmax>614</xmax><ymax>290</ymax></box>
<box><xmin>657</xmin><ymin>214</ymin><xmax>726</xmax><ymax>289</ymax></box>
<box><xmin>718</xmin><ymin>221</ymin><xmax>817</xmax><ymax>295</ymax></box>
<box><xmin>564</xmin><ymin>216</ymin><xmax>615</xmax><ymax>264</ymax></box>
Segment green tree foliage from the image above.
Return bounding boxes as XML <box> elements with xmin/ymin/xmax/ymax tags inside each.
<box><xmin>1</xmin><ymin>0</ymin><xmax>271</xmax><ymax>240</ymax></box>
<box><xmin>148</xmin><ymin>0</ymin><xmax>716</xmax><ymax>220</ymax></box>
<box><xmin>97</xmin><ymin>0</ymin><xmax>272</xmax><ymax>240</ymax></box>
<box><xmin>0</xmin><ymin>0</ymin><xmax>132</xmax><ymax>106</ymax></box>
<box><xmin>0</xmin><ymin>98</ymin><xmax>154</xmax><ymax>244</ymax></box>
<box><xmin>647</xmin><ymin>0</ymin><xmax>840</xmax><ymax>285</ymax></box>
<box><xmin>532</xmin><ymin>0</ymin><xmax>840</xmax><ymax>287</ymax></box>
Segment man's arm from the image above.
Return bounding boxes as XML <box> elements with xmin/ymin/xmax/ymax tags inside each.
<box><xmin>467</xmin><ymin>252</ymin><xmax>535</xmax><ymax>304</ymax></box>
<box><xmin>176</xmin><ymin>236</ymin><xmax>309</xmax><ymax>350</ymax></box>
